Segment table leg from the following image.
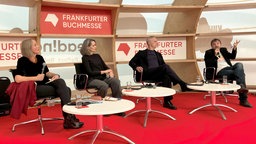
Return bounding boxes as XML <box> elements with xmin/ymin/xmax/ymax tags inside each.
<box><xmin>124</xmin><ymin>98</ymin><xmax>152</xmax><ymax>126</ymax></box>
<box><xmin>189</xmin><ymin>104</ymin><xmax>213</xmax><ymax>114</ymax></box>
<box><xmin>214</xmin><ymin>104</ymin><xmax>237</xmax><ymax>112</ymax></box>
<box><xmin>143</xmin><ymin>110</ymin><xmax>150</xmax><ymax>127</ymax></box>
<box><xmin>126</xmin><ymin>97</ymin><xmax>175</xmax><ymax>127</ymax></box>
<box><xmin>124</xmin><ymin>110</ymin><xmax>148</xmax><ymax>117</ymax></box>
<box><xmin>142</xmin><ymin>97</ymin><xmax>151</xmax><ymax>127</ymax></box>
<box><xmin>68</xmin><ymin>115</ymin><xmax>135</xmax><ymax>144</ymax></box>
<box><xmin>150</xmin><ymin>110</ymin><xmax>176</xmax><ymax>120</ymax></box>
<box><xmin>214</xmin><ymin>104</ymin><xmax>237</xmax><ymax>120</ymax></box>
<box><xmin>211</xmin><ymin>91</ymin><xmax>216</xmax><ymax>105</ymax></box>
<box><xmin>189</xmin><ymin>91</ymin><xmax>237</xmax><ymax>120</ymax></box>
<box><xmin>103</xmin><ymin>129</ymin><xmax>135</xmax><ymax>144</ymax></box>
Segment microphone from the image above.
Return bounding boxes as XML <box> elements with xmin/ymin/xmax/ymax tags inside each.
<box><xmin>41</xmin><ymin>63</ymin><xmax>46</xmax><ymax>74</ymax></box>
<box><xmin>216</xmin><ymin>52</ymin><xmax>221</xmax><ymax>58</ymax></box>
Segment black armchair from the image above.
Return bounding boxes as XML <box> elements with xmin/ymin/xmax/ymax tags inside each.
<box><xmin>73</xmin><ymin>63</ymin><xmax>98</xmax><ymax>95</ymax></box>
<box><xmin>9</xmin><ymin>69</ymin><xmax>63</xmax><ymax>135</ymax></box>
<box><xmin>133</xmin><ymin>70</ymin><xmax>163</xmax><ymax>104</ymax></box>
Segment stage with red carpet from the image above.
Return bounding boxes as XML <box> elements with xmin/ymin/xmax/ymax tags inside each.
<box><xmin>1</xmin><ymin>92</ymin><xmax>256</xmax><ymax>144</ymax></box>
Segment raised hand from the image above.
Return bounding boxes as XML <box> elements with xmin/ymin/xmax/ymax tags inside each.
<box><xmin>233</xmin><ymin>40</ymin><xmax>240</xmax><ymax>49</ymax></box>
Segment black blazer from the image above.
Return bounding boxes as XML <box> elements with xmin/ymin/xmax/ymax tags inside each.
<box><xmin>129</xmin><ymin>49</ymin><xmax>165</xmax><ymax>72</ymax></box>
<box><xmin>204</xmin><ymin>47</ymin><xmax>237</xmax><ymax>79</ymax></box>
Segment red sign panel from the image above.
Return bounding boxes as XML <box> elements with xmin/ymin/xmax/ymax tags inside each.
<box><xmin>40</xmin><ymin>6</ymin><xmax>112</xmax><ymax>35</ymax></box>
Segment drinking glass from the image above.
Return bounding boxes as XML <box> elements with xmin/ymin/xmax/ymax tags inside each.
<box><xmin>75</xmin><ymin>95</ymin><xmax>83</xmax><ymax>108</ymax></box>
<box><xmin>126</xmin><ymin>81</ymin><xmax>132</xmax><ymax>91</ymax></box>
<box><xmin>223</xmin><ymin>75</ymin><xmax>228</xmax><ymax>85</ymax></box>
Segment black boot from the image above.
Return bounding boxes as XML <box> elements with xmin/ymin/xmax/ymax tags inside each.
<box><xmin>163</xmin><ymin>96</ymin><xmax>177</xmax><ymax>110</ymax></box>
<box><xmin>240</xmin><ymin>100</ymin><xmax>252</xmax><ymax>108</ymax></box>
<box><xmin>63</xmin><ymin>114</ymin><xmax>84</xmax><ymax>129</ymax></box>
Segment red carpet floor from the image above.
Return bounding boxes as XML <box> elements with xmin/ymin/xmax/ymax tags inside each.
<box><xmin>1</xmin><ymin>92</ymin><xmax>256</xmax><ymax>144</ymax></box>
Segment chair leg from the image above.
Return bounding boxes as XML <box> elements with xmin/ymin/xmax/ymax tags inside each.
<box><xmin>136</xmin><ymin>97</ymin><xmax>146</xmax><ymax>103</ymax></box>
<box><xmin>220</xmin><ymin>92</ymin><xmax>228</xmax><ymax>103</ymax></box>
<box><xmin>152</xmin><ymin>97</ymin><xmax>163</xmax><ymax>104</ymax></box>
<box><xmin>222</xmin><ymin>92</ymin><xmax>239</xmax><ymax>101</ymax></box>
<box><xmin>204</xmin><ymin>91</ymin><xmax>229</xmax><ymax>103</ymax></box>
<box><xmin>203</xmin><ymin>91</ymin><xmax>211</xmax><ymax>99</ymax></box>
<box><xmin>136</xmin><ymin>97</ymin><xmax>162</xmax><ymax>104</ymax></box>
<box><xmin>12</xmin><ymin>107</ymin><xmax>63</xmax><ymax>135</ymax></box>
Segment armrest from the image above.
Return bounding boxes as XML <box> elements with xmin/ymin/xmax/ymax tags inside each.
<box><xmin>133</xmin><ymin>70</ymin><xmax>143</xmax><ymax>83</ymax></box>
<box><xmin>133</xmin><ymin>70</ymin><xmax>161</xmax><ymax>85</ymax></box>
<box><xmin>73</xmin><ymin>74</ymin><xmax>89</xmax><ymax>90</ymax></box>
<box><xmin>203</xmin><ymin>67</ymin><xmax>216</xmax><ymax>82</ymax></box>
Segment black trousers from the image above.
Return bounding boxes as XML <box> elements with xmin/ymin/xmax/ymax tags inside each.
<box><xmin>143</xmin><ymin>64</ymin><xmax>185</xmax><ymax>102</ymax></box>
<box><xmin>143</xmin><ymin>64</ymin><xmax>184</xmax><ymax>86</ymax></box>
<box><xmin>36</xmin><ymin>78</ymin><xmax>71</xmax><ymax>117</ymax></box>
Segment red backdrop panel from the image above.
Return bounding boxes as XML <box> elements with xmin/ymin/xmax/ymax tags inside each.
<box><xmin>40</xmin><ymin>6</ymin><xmax>112</xmax><ymax>35</ymax></box>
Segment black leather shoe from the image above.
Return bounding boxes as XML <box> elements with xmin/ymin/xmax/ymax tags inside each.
<box><xmin>116</xmin><ymin>112</ymin><xmax>126</xmax><ymax>117</ymax></box>
<box><xmin>64</xmin><ymin>121</ymin><xmax>84</xmax><ymax>129</ymax></box>
<box><xmin>163</xmin><ymin>101</ymin><xmax>177</xmax><ymax>110</ymax></box>
<box><xmin>240</xmin><ymin>100</ymin><xmax>252</xmax><ymax>108</ymax></box>
<box><xmin>180</xmin><ymin>83</ymin><xmax>192</xmax><ymax>92</ymax></box>
<box><xmin>63</xmin><ymin>114</ymin><xmax>84</xmax><ymax>129</ymax></box>
<box><xmin>237</xmin><ymin>88</ymin><xmax>248</xmax><ymax>94</ymax></box>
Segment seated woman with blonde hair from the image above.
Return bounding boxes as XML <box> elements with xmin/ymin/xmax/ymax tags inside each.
<box><xmin>13</xmin><ymin>38</ymin><xmax>84</xmax><ymax>129</ymax></box>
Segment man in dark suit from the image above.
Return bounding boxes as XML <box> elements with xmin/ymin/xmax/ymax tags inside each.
<box><xmin>204</xmin><ymin>38</ymin><xmax>252</xmax><ymax>108</ymax></box>
<box><xmin>129</xmin><ymin>36</ymin><xmax>189</xmax><ymax>110</ymax></box>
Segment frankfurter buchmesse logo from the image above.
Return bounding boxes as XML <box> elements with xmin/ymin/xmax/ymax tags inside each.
<box><xmin>45</xmin><ymin>14</ymin><xmax>59</xmax><ymax>27</ymax></box>
<box><xmin>117</xmin><ymin>43</ymin><xmax>130</xmax><ymax>55</ymax></box>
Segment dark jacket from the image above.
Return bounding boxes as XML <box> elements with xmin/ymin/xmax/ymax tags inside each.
<box><xmin>204</xmin><ymin>47</ymin><xmax>237</xmax><ymax>79</ymax></box>
<box><xmin>129</xmin><ymin>49</ymin><xmax>165</xmax><ymax>72</ymax></box>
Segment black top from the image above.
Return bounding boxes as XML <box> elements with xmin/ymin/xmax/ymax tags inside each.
<box><xmin>16</xmin><ymin>55</ymin><xmax>50</xmax><ymax>85</ymax></box>
<box><xmin>147</xmin><ymin>50</ymin><xmax>159</xmax><ymax>69</ymax></box>
<box><xmin>81</xmin><ymin>54</ymin><xmax>109</xmax><ymax>82</ymax></box>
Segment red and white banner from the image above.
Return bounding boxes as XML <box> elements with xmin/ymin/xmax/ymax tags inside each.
<box><xmin>0</xmin><ymin>38</ymin><xmax>26</xmax><ymax>66</ymax></box>
<box><xmin>115</xmin><ymin>37</ymin><xmax>186</xmax><ymax>61</ymax></box>
<box><xmin>40</xmin><ymin>6</ymin><xmax>112</xmax><ymax>35</ymax></box>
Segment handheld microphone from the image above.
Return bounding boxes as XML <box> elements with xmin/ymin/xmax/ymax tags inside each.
<box><xmin>41</xmin><ymin>63</ymin><xmax>46</xmax><ymax>74</ymax></box>
<box><xmin>216</xmin><ymin>52</ymin><xmax>221</xmax><ymax>58</ymax></box>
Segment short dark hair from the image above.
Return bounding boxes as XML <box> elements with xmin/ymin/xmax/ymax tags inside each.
<box><xmin>210</xmin><ymin>38</ymin><xmax>221</xmax><ymax>46</ymax></box>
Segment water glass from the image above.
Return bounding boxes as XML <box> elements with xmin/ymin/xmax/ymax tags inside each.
<box><xmin>196</xmin><ymin>75</ymin><xmax>201</xmax><ymax>83</ymax></box>
<box><xmin>126</xmin><ymin>81</ymin><xmax>132</xmax><ymax>91</ymax></box>
<box><xmin>47</xmin><ymin>99</ymin><xmax>55</xmax><ymax>107</ymax></box>
<box><xmin>75</xmin><ymin>95</ymin><xmax>83</xmax><ymax>108</ymax></box>
<box><xmin>223</xmin><ymin>75</ymin><xmax>228</xmax><ymax>85</ymax></box>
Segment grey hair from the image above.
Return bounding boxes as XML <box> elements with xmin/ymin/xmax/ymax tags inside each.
<box><xmin>21</xmin><ymin>39</ymin><xmax>34</xmax><ymax>58</ymax></box>
<box><xmin>146</xmin><ymin>36</ymin><xmax>156</xmax><ymax>46</ymax></box>
<box><xmin>80</xmin><ymin>38</ymin><xmax>96</xmax><ymax>56</ymax></box>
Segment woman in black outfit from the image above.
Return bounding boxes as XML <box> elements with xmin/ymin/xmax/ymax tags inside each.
<box><xmin>15</xmin><ymin>39</ymin><xmax>84</xmax><ymax>129</ymax></box>
<box><xmin>80</xmin><ymin>38</ymin><xmax>124</xmax><ymax>116</ymax></box>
